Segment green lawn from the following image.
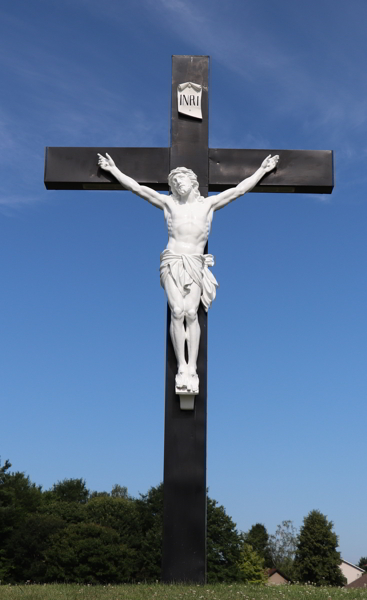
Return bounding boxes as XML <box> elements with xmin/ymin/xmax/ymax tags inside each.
<box><xmin>0</xmin><ymin>584</ymin><xmax>366</xmax><ymax>600</ymax></box>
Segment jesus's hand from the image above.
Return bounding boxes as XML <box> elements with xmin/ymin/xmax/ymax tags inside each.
<box><xmin>97</xmin><ymin>153</ymin><xmax>116</xmax><ymax>172</ymax></box>
<box><xmin>261</xmin><ymin>154</ymin><xmax>279</xmax><ymax>173</ymax></box>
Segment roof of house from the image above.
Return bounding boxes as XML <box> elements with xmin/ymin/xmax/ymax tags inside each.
<box><xmin>345</xmin><ymin>573</ymin><xmax>367</xmax><ymax>588</ymax></box>
<box><xmin>341</xmin><ymin>559</ymin><xmax>365</xmax><ymax>572</ymax></box>
<box><xmin>267</xmin><ymin>568</ymin><xmax>291</xmax><ymax>582</ymax></box>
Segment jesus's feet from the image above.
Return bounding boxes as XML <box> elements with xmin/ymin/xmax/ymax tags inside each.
<box><xmin>175</xmin><ymin>367</ymin><xmax>199</xmax><ymax>395</ymax></box>
<box><xmin>175</xmin><ymin>367</ymin><xmax>188</xmax><ymax>391</ymax></box>
<box><xmin>186</xmin><ymin>370</ymin><xmax>199</xmax><ymax>394</ymax></box>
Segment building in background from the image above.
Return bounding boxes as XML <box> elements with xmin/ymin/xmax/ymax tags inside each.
<box><xmin>340</xmin><ymin>559</ymin><xmax>365</xmax><ymax>585</ymax></box>
<box><xmin>267</xmin><ymin>568</ymin><xmax>291</xmax><ymax>585</ymax></box>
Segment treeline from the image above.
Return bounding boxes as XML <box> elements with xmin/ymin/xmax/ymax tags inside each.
<box><xmin>1</xmin><ymin>460</ymin><xmax>362</xmax><ymax>586</ymax></box>
<box><xmin>0</xmin><ymin>460</ymin><xmax>244</xmax><ymax>584</ymax></box>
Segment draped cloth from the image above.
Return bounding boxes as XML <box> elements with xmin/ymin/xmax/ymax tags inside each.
<box><xmin>160</xmin><ymin>249</ymin><xmax>219</xmax><ymax>312</ymax></box>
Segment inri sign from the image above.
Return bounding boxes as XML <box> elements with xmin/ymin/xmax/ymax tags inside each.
<box><xmin>177</xmin><ymin>82</ymin><xmax>202</xmax><ymax>119</ymax></box>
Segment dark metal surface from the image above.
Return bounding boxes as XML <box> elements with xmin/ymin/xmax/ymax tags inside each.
<box><xmin>170</xmin><ymin>55</ymin><xmax>209</xmax><ymax>188</ymax></box>
<box><xmin>209</xmin><ymin>148</ymin><xmax>334</xmax><ymax>194</ymax></box>
<box><xmin>162</xmin><ymin>304</ymin><xmax>208</xmax><ymax>583</ymax></box>
<box><xmin>161</xmin><ymin>55</ymin><xmax>209</xmax><ymax>584</ymax></box>
<box><xmin>45</xmin><ymin>146</ymin><xmax>333</xmax><ymax>194</ymax></box>
<box><xmin>44</xmin><ymin>147</ymin><xmax>170</xmax><ymax>190</ymax></box>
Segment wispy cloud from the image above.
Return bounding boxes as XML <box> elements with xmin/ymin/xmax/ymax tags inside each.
<box><xmin>0</xmin><ymin>38</ymin><xmax>168</xmax><ymax>214</ymax></box>
<box><xmin>0</xmin><ymin>193</ymin><xmax>45</xmax><ymax>215</ymax></box>
<box><xmin>210</xmin><ymin>131</ymin><xmax>271</xmax><ymax>151</ymax></box>
<box><xmin>146</xmin><ymin>0</ymin><xmax>296</xmax><ymax>84</ymax></box>
<box><xmin>146</xmin><ymin>0</ymin><xmax>367</xmax><ymax>157</ymax></box>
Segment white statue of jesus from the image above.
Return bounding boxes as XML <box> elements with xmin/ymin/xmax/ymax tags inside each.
<box><xmin>97</xmin><ymin>153</ymin><xmax>279</xmax><ymax>396</ymax></box>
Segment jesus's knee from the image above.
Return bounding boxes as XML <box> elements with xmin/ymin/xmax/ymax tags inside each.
<box><xmin>185</xmin><ymin>307</ymin><xmax>198</xmax><ymax>322</ymax></box>
<box><xmin>171</xmin><ymin>306</ymin><xmax>184</xmax><ymax>320</ymax></box>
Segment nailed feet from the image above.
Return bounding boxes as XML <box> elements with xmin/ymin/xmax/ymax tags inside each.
<box><xmin>175</xmin><ymin>367</ymin><xmax>199</xmax><ymax>394</ymax></box>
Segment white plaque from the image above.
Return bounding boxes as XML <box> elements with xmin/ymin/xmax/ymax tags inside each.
<box><xmin>177</xmin><ymin>82</ymin><xmax>202</xmax><ymax>119</ymax></box>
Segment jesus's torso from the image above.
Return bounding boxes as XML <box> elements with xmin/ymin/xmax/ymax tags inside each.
<box><xmin>163</xmin><ymin>196</ymin><xmax>214</xmax><ymax>255</ymax></box>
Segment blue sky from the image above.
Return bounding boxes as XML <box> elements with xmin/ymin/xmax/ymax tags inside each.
<box><xmin>1</xmin><ymin>0</ymin><xmax>367</xmax><ymax>565</ymax></box>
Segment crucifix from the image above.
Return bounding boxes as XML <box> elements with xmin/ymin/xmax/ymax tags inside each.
<box><xmin>44</xmin><ymin>55</ymin><xmax>333</xmax><ymax>584</ymax></box>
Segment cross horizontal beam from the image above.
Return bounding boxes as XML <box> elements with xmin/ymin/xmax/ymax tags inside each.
<box><xmin>209</xmin><ymin>148</ymin><xmax>333</xmax><ymax>194</ymax></box>
<box><xmin>44</xmin><ymin>147</ymin><xmax>333</xmax><ymax>194</ymax></box>
<box><xmin>44</xmin><ymin>147</ymin><xmax>170</xmax><ymax>191</ymax></box>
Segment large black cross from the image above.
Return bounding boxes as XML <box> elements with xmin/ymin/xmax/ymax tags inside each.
<box><xmin>44</xmin><ymin>55</ymin><xmax>333</xmax><ymax>584</ymax></box>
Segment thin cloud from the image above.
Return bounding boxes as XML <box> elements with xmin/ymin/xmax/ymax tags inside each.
<box><xmin>146</xmin><ymin>0</ymin><xmax>297</xmax><ymax>84</ymax></box>
<box><xmin>0</xmin><ymin>193</ymin><xmax>44</xmax><ymax>214</ymax></box>
<box><xmin>0</xmin><ymin>41</ymin><xmax>165</xmax><ymax>149</ymax></box>
<box><xmin>0</xmin><ymin>118</ymin><xmax>18</xmax><ymax>154</ymax></box>
<box><xmin>210</xmin><ymin>131</ymin><xmax>271</xmax><ymax>151</ymax></box>
<box><xmin>147</xmin><ymin>0</ymin><xmax>367</xmax><ymax>156</ymax></box>
<box><xmin>153</xmin><ymin>0</ymin><xmax>206</xmax><ymax>24</ymax></box>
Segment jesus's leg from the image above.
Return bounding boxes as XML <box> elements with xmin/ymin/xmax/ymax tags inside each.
<box><xmin>164</xmin><ymin>275</ymin><xmax>187</xmax><ymax>389</ymax></box>
<box><xmin>184</xmin><ymin>282</ymin><xmax>202</xmax><ymax>393</ymax></box>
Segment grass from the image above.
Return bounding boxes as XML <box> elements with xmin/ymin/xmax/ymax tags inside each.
<box><xmin>0</xmin><ymin>583</ymin><xmax>366</xmax><ymax>600</ymax></box>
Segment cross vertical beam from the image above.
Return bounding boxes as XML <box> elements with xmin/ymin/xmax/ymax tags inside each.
<box><xmin>161</xmin><ymin>56</ymin><xmax>209</xmax><ymax>584</ymax></box>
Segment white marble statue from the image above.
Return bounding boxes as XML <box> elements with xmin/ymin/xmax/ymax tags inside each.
<box><xmin>97</xmin><ymin>152</ymin><xmax>279</xmax><ymax>397</ymax></box>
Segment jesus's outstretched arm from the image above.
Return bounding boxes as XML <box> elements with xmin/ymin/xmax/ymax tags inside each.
<box><xmin>210</xmin><ymin>154</ymin><xmax>279</xmax><ymax>212</ymax></box>
<box><xmin>97</xmin><ymin>153</ymin><xmax>166</xmax><ymax>210</ymax></box>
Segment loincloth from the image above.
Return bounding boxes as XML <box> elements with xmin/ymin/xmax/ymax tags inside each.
<box><xmin>160</xmin><ymin>249</ymin><xmax>219</xmax><ymax>312</ymax></box>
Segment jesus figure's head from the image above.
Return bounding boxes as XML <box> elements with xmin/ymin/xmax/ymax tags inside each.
<box><xmin>168</xmin><ymin>167</ymin><xmax>202</xmax><ymax>202</ymax></box>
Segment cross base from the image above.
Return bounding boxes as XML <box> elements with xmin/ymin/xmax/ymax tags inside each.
<box><xmin>178</xmin><ymin>392</ymin><xmax>198</xmax><ymax>410</ymax></box>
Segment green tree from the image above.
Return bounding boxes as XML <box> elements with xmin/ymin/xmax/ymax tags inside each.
<box><xmin>40</xmin><ymin>488</ymin><xmax>87</xmax><ymax>525</ymax></box>
<box><xmin>0</xmin><ymin>461</ymin><xmax>43</xmax><ymax>581</ymax></box>
<box><xmin>44</xmin><ymin>522</ymin><xmax>135</xmax><ymax>583</ymax></box>
<box><xmin>134</xmin><ymin>484</ymin><xmax>164</xmax><ymax>581</ymax></box>
<box><xmin>111</xmin><ymin>484</ymin><xmax>129</xmax><ymax>498</ymax></box>
<box><xmin>239</xmin><ymin>543</ymin><xmax>266</xmax><ymax>584</ymax></box>
<box><xmin>86</xmin><ymin>494</ymin><xmax>141</xmax><ymax>570</ymax></box>
<box><xmin>294</xmin><ymin>510</ymin><xmax>346</xmax><ymax>586</ymax></box>
<box><xmin>358</xmin><ymin>556</ymin><xmax>367</xmax><ymax>571</ymax></box>
<box><xmin>2</xmin><ymin>513</ymin><xmax>66</xmax><ymax>583</ymax></box>
<box><xmin>268</xmin><ymin>520</ymin><xmax>298</xmax><ymax>580</ymax></box>
<box><xmin>243</xmin><ymin>523</ymin><xmax>272</xmax><ymax>567</ymax></box>
<box><xmin>0</xmin><ymin>460</ymin><xmax>12</xmax><ymax>481</ymax></box>
<box><xmin>50</xmin><ymin>478</ymin><xmax>89</xmax><ymax>503</ymax></box>
<box><xmin>89</xmin><ymin>491</ymin><xmax>110</xmax><ymax>498</ymax></box>
<box><xmin>207</xmin><ymin>497</ymin><xmax>244</xmax><ymax>582</ymax></box>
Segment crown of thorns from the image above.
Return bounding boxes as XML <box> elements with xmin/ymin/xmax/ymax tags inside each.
<box><xmin>168</xmin><ymin>167</ymin><xmax>200</xmax><ymax>199</ymax></box>
<box><xmin>168</xmin><ymin>167</ymin><xmax>199</xmax><ymax>186</ymax></box>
